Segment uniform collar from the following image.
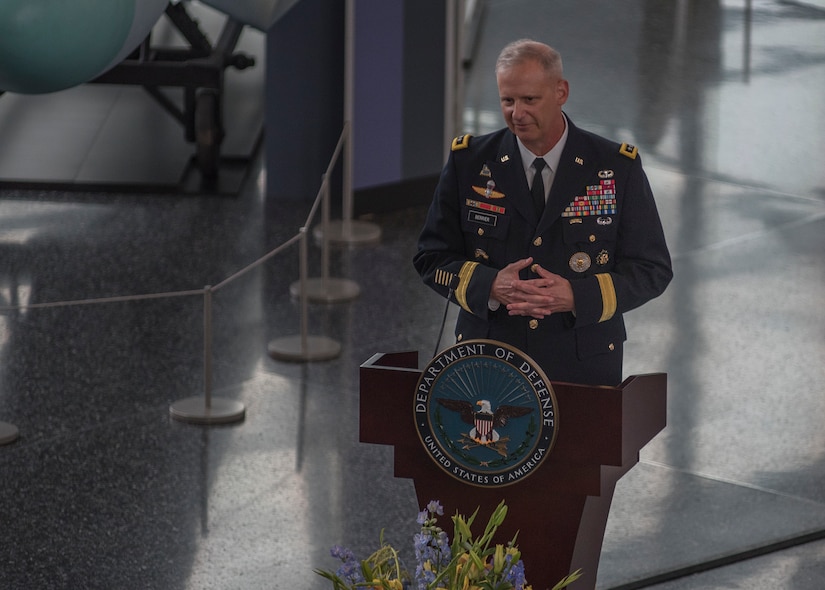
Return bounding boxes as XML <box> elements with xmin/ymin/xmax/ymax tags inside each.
<box><xmin>516</xmin><ymin>113</ymin><xmax>569</xmax><ymax>176</ymax></box>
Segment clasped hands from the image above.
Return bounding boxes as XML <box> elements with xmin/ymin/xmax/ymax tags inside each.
<box><xmin>490</xmin><ymin>257</ymin><xmax>575</xmax><ymax>319</ymax></box>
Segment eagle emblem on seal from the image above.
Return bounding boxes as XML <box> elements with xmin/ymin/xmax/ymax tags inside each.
<box><xmin>436</xmin><ymin>398</ymin><xmax>533</xmax><ymax>454</ymax></box>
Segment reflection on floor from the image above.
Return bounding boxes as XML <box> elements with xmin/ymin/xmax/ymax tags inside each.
<box><xmin>1</xmin><ymin>1</ymin><xmax>824</xmax><ymax>589</ymax></box>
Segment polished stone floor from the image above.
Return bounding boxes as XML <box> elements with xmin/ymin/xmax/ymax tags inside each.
<box><xmin>1</xmin><ymin>1</ymin><xmax>824</xmax><ymax>589</ymax></box>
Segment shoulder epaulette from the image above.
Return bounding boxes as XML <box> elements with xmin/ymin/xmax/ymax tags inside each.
<box><xmin>451</xmin><ymin>134</ymin><xmax>472</xmax><ymax>151</ymax></box>
<box><xmin>619</xmin><ymin>142</ymin><xmax>638</xmax><ymax>159</ymax></box>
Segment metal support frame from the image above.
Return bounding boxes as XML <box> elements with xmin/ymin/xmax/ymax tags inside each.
<box><xmin>89</xmin><ymin>2</ymin><xmax>255</xmax><ymax>177</ymax></box>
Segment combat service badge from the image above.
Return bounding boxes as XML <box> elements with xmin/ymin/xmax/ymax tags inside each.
<box><xmin>569</xmin><ymin>252</ymin><xmax>592</xmax><ymax>272</ymax></box>
<box><xmin>414</xmin><ymin>340</ymin><xmax>558</xmax><ymax>488</ymax></box>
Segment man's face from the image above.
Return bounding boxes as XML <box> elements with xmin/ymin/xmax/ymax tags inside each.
<box><xmin>496</xmin><ymin>59</ymin><xmax>569</xmax><ymax>155</ymax></box>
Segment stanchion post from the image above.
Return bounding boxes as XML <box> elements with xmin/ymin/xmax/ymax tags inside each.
<box><xmin>203</xmin><ymin>285</ymin><xmax>214</xmax><ymax>409</ymax></box>
<box><xmin>321</xmin><ymin>174</ymin><xmax>331</xmax><ymax>284</ymax></box>
<box><xmin>294</xmin><ymin>171</ymin><xmax>361</xmax><ymax>303</ymax></box>
<box><xmin>299</xmin><ymin>228</ymin><xmax>310</xmax><ymax>355</ymax></box>
<box><xmin>317</xmin><ymin>1</ymin><xmax>381</xmax><ymax>246</ymax></box>
<box><xmin>169</xmin><ymin>286</ymin><xmax>245</xmax><ymax>425</ymax></box>
<box><xmin>268</xmin><ymin>229</ymin><xmax>342</xmax><ymax>362</ymax></box>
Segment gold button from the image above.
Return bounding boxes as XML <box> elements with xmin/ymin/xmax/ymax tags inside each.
<box><xmin>608</xmin><ymin>343</ymin><xmax>615</xmax><ymax>351</ymax></box>
<box><xmin>589</xmin><ymin>234</ymin><xmax>596</xmax><ymax>243</ymax></box>
<box><xmin>529</xmin><ymin>319</ymin><xmax>539</xmax><ymax>329</ymax></box>
<box><xmin>478</xmin><ymin>228</ymin><xmax>485</xmax><ymax>236</ymax></box>
<box><xmin>457</xmin><ymin>334</ymin><xmax>463</xmax><ymax>342</ymax></box>
<box><xmin>530</xmin><ymin>263</ymin><xmax>539</xmax><ymax>274</ymax></box>
<box><xmin>533</xmin><ymin>237</ymin><xmax>543</xmax><ymax>246</ymax></box>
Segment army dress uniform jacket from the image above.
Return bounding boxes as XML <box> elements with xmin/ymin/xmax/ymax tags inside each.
<box><xmin>413</xmin><ymin>118</ymin><xmax>672</xmax><ymax>386</ymax></box>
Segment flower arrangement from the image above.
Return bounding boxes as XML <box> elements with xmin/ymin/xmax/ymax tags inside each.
<box><xmin>315</xmin><ymin>500</ymin><xmax>582</xmax><ymax>590</ymax></box>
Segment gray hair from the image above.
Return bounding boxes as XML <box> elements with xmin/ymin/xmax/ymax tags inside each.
<box><xmin>495</xmin><ymin>39</ymin><xmax>563</xmax><ymax>78</ymax></box>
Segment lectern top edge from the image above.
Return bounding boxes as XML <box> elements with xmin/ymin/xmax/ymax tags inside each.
<box><xmin>360</xmin><ymin>350</ymin><xmax>420</xmax><ymax>371</ymax></box>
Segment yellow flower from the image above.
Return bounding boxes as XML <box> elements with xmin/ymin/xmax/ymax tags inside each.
<box><xmin>493</xmin><ymin>544</ymin><xmax>505</xmax><ymax>573</ymax></box>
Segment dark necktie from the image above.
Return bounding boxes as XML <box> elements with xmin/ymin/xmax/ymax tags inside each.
<box><xmin>531</xmin><ymin>158</ymin><xmax>546</xmax><ymax>217</ymax></box>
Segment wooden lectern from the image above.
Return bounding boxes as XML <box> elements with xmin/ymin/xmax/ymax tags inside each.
<box><xmin>360</xmin><ymin>350</ymin><xmax>666</xmax><ymax>590</ymax></box>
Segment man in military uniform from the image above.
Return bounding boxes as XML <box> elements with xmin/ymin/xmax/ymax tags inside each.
<box><xmin>413</xmin><ymin>39</ymin><xmax>672</xmax><ymax>386</ymax></box>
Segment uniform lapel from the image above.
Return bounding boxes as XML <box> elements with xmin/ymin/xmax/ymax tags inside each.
<box><xmin>490</xmin><ymin>132</ymin><xmax>537</xmax><ymax>224</ymax></box>
<box><xmin>542</xmin><ymin>122</ymin><xmax>592</xmax><ymax>227</ymax></box>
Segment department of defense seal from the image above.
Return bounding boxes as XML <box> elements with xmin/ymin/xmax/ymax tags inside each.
<box><xmin>414</xmin><ymin>340</ymin><xmax>558</xmax><ymax>488</ymax></box>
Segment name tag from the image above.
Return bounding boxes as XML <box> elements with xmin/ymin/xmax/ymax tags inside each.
<box><xmin>468</xmin><ymin>210</ymin><xmax>497</xmax><ymax>226</ymax></box>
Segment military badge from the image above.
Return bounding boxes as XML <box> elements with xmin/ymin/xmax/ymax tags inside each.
<box><xmin>466</xmin><ymin>199</ymin><xmax>505</xmax><ymax>214</ymax></box>
<box><xmin>414</xmin><ymin>340</ymin><xmax>557</xmax><ymax>488</ymax></box>
<box><xmin>472</xmin><ymin>183</ymin><xmax>505</xmax><ymax>199</ymax></box>
<box><xmin>485</xmin><ymin>179</ymin><xmax>496</xmax><ymax>197</ymax></box>
<box><xmin>569</xmin><ymin>252</ymin><xmax>592</xmax><ymax>273</ymax></box>
<box><xmin>619</xmin><ymin>142</ymin><xmax>638</xmax><ymax>159</ymax></box>
<box><xmin>451</xmin><ymin>134</ymin><xmax>471</xmax><ymax>151</ymax></box>
<box><xmin>562</xmin><ymin>178</ymin><xmax>618</xmax><ymax>218</ymax></box>
<box><xmin>596</xmin><ymin>250</ymin><xmax>610</xmax><ymax>266</ymax></box>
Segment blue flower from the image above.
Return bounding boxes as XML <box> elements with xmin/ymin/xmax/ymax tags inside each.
<box><xmin>329</xmin><ymin>545</ymin><xmax>364</xmax><ymax>585</ymax></box>
<box><xmin>330</xmin><ymin>545</ymin><xmax>354</xmax><ymax>561</ymax></box>
<box><xmin>505</xmin><ymin>558</ymin><xmax>527</xmax><ymax>590</ymax></box>
<box><xmin>426</xmin><ymin>500</ymin><xmax>444</xmax><ymax>516</ymax></box>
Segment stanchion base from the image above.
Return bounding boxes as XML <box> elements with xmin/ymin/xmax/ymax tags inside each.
<box><xmin>290</xmin><ymin>278</ymin><xmax>360</xmax><ymax>303</ymax></box>
<box><xmin>169</xmin><ymin>396</ymin><xmax>246</xmax><ymax>425</ymax></box>
<box><xmin>268</xmin><ymin>335</ymin><xmax>341</xmax><ymax>362</ymax></box>
<box><xmin>314</xmin><ymin>220</ymin><xmax>381</xmax><ymax>245</ymax></box>
<box><xmin>0</xmin><ymin>421</ymin><xmax>19</xmax><ymax>445</ymax></box>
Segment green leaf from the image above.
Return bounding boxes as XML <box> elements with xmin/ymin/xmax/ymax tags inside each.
<box><xmin>550</xmin><ymin>568</ymin><xmax>584</xmax><ymax>590</ymax></box>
